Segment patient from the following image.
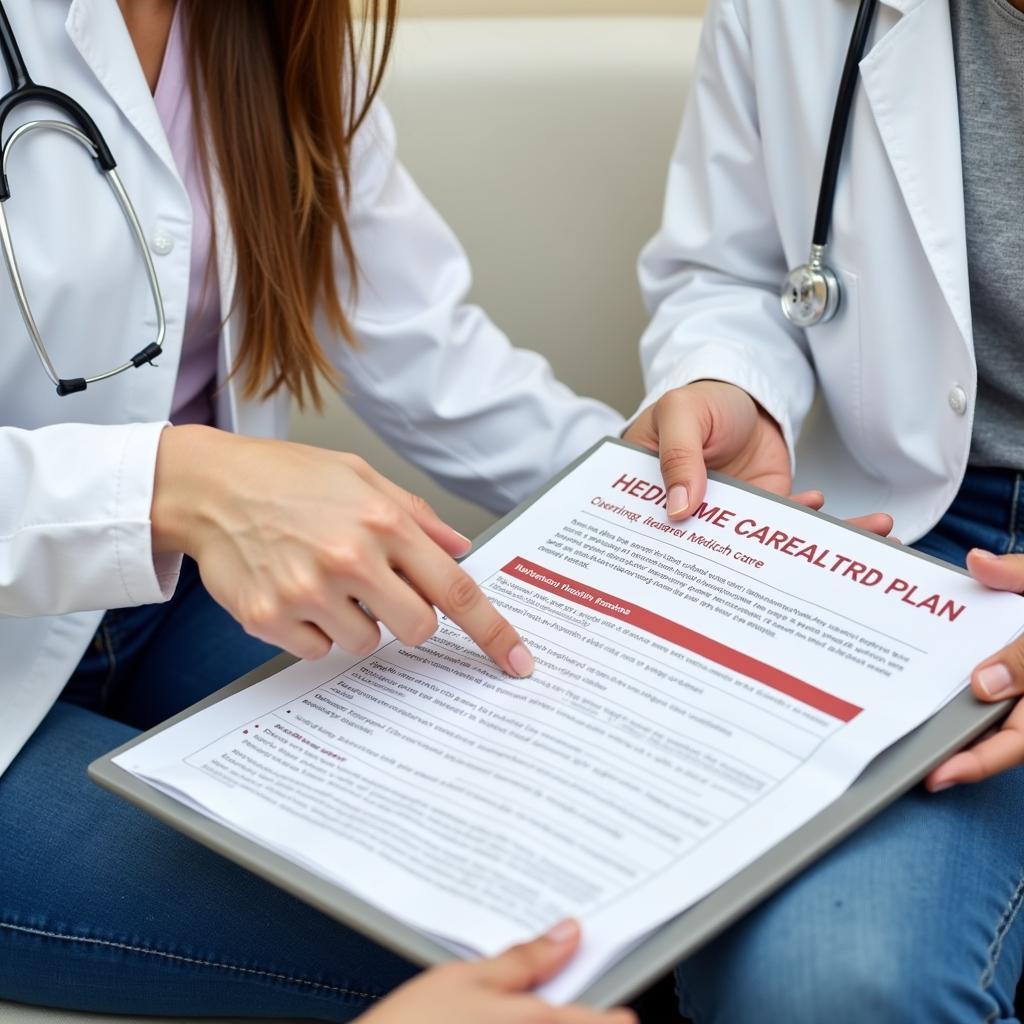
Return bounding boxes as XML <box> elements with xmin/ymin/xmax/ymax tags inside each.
<box><xmin>625</xmin><ymin>0</ymin><xmax>1024</xmax><ymax>1020</ymax></box>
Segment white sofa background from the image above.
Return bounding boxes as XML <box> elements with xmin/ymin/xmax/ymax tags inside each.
<box><xmin>293</xmin><ymin>15</ymin><xmax>702</xmax><ymax>537</ymax></box>
<box><xmin>0</xmin><ymin>14</ymin><xmax>702</xmax><ymax>1023</ymax></box>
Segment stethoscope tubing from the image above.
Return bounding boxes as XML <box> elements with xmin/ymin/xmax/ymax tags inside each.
<box><xmin>781</xmin><ymin>0</ymin><xmax>880</xmax><ymax>328</ymax></box>
<box><xmin>0</xmin><ymin>0</ymin><xmax>164</xmax><ymax>395</ymax></box>
<box><xmin>811</xmin><ymin>0</ymin><xmax>880</xmax><ymax>249</ymax></box>
<box><xmin>0</xmin><ymin>1</ymin><xmax>115</xmax><ymax>190</ymax></box>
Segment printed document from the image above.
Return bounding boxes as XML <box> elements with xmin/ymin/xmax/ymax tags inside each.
<box><xmin>115</xmin><ymin>440</ymin><xmax>1024</xmax><ymax>1001</ymax></box>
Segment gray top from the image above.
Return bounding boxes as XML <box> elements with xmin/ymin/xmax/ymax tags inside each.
<box><xmin>950</xmin><ymin>0</ymin><xmax>1024</xmax><ymax>470</ymax></box>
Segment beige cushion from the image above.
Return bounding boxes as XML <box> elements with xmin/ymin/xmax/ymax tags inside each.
<box><xmin>402</xmin><ymin>0</ymin><xmax>705</xmax><ymax>17</ymax></box>
<box><xmin>292</xmin><ymin>15</ymin><xmax>702</xmax><ymax>538</ymax></box>
<box><xmin>0</xmin><ymin>14</ymin><xmax>702</xmax><ymax>1023</ymax></box>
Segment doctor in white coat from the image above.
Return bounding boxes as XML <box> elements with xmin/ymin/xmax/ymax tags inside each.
<box><xmin>0</xmin><ymin>2</ymin><xmax>633</xmax><ymax>1021</ymax></box>
<box><xmin>623</xmin><ymin>0</ymin><xmax>1024</xmax><ymax>1020</ymax></box>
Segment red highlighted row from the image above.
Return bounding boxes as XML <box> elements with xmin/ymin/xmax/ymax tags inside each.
<box><xmin>502</xmin><ymin>556</ymin><xmax>861</xmax><ymax>723</ymax></box>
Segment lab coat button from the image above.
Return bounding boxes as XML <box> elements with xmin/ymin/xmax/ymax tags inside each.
<box><xmin>150</xmin><ymin>231</ymin><xmax>174</xmax><ymax>256</ymax></box>
<box><xmin>948</xmin><ymin>386</ymin><xmax>968</xmax><ymax>417</ymax></box>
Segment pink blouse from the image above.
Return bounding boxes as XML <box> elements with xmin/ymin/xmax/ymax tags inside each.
<box><xmin>153</xmin><ymin>3</ymin><xmax>220</xmax><ymax>427</ymax></box>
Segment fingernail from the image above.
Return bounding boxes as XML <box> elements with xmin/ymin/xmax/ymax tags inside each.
<box><xmin>977</xmin><ymin>663</ymin><xmax>1014</xmax><ymax>699</ymax></box>
<box><xmin>544</xmin><ymin>919</ymin><xmax>577</xmax><ymax>944</ymax></box>
<box><xmin>508</xmin><ymin>643</ymin><xmax>535</xmax><ymax>678</ymax></box>
<box><xmin>454</xmin><ymin>531</ymin><xmax>472</xmax><ymax>549</ymax></box>
<box><xmin>931</xmin><ymin>780</ymin><xmax>957</xmax><ymax>794</ymax></box>
<box><xmin>667</xmin><ymin>485</ymin><xmax>689</xmax><ymax>518</ymax></box>
<box><xmin>971</xmin><ymin>548</ymin><xmax>997</xmax><ymax>560</ymax></box>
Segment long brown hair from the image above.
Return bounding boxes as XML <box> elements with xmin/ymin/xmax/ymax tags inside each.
<box><xmin>183</xmin><ymin>1</ymin><xmax>398</xmax><ymax>409</ymax></box>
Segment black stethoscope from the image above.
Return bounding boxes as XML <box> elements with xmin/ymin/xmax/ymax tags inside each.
<box><xmin>781</xmin><ymin>0</ymin><xmax>879</xmax><ymax>329</ymax></box>
<box><xmin>0</xmin><ymin>1</ymin><xmax>164</xmax><ymax>396</ymax></box>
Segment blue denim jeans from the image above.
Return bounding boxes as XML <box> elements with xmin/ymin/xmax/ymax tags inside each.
<box><xmin>676</xmin><ymin>467</ymin><xmax>1024</xmax><ymax>1023</ymax></box>
<box><xmin>0</xmin><ymin>558</ymin><xmax>418</xmax><ymax>1019</ymax></box>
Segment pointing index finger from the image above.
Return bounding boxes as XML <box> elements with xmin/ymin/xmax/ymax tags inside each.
<box><xmin>398</xmin><ymin>534</ymin><xmax>535</xmax><ymax>678</ymax></box>
<box><xmin>442</xmin><ymin>568</ymin><xmax>535</xmax><ymax>678</ymax></box>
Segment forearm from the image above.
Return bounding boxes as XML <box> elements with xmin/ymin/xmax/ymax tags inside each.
<box><xmin>151</xmin><ymin>424</ymin><xmax>239</xmax><ymax>557</ymax></box>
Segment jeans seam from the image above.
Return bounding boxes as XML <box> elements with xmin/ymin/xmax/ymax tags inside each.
<box><xmin>97</xmin><ymin>623</ymin><xmax>118</xmax><ymax>709</ymax></box>
<box><xmin>0</xmin><ymin>919</ymin><xmax>382</xmax><ymax>1003</ymax></box>
<box><xmin>1005</xmin><ymin>474</ymin><xmax>1021</xmax><ymax>555</ymax></box>
<box><xmin>978</xmin><ymin>868</ymin><xmax>1024</xmax><ymax>1023</ymax></box>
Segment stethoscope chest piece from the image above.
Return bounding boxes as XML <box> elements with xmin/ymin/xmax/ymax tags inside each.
<box><xmin>0</xmin><ymin>0</ymin><xmax>164</xmax><ymax>396</ymax></box>
<box><xmin>781</xmin><ymin>252</ymin><xmax>840</xmax><ymax>328</ymax></box>
<box><xmin>780</xmin><ymin>0</ymin><xmax>878</xmax><ymax>332</ymax></box>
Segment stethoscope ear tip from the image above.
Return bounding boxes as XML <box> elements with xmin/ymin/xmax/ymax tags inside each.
<box><xmin>0</xmin><ymin>2</ymin><xmax>165</xmax><ymax>396</ymax></box>
<box><xmin>56</xmin><ymin>378</ymin><xmax>87</xmax><ymax>397</ymax></box>
<box><xmin>131</xmin><ymin>343</ymin><xmax>163</xmax><ymax>368</ymax></box>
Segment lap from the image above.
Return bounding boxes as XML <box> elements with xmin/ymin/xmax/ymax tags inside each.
<box><xmin>3</xmin><ymin>570</ymin><xmax>418</xmax><ymax>1019</ymax></box>
<box><xmin>677</xmin><ymin>770</ymin><xmax>1024</xmax><ymax>1024</ymax></box>
<box><xmin>677</xmin><ymin>470</ymin><xmax>1024</xmax><ymax>1023</ymax></box>
<box><xmin>0</xmin><ymin>700</ymin><xmax>417</xmax><ymax>1020</ymax></box>
<box><xmin>61</xmin><ymin>556</ymin><xmax>280</xmax><ymax>730</ymax></box>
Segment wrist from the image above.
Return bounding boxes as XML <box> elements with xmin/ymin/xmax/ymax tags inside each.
<box><xmin>151</xmin><ymin>424</ymin><xmax>235</xmax><ymax>556</ymax></box>
<box><xmin>691</xmin><ymin>379</ymin><xmax>786</xmax><ymax>442</ymax></box>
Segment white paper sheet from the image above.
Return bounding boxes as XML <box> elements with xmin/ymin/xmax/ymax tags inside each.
<box><xmin>115</xmin><ymin>441</ymin><xmax>1024</xmax><ymax>1001</ymax></box>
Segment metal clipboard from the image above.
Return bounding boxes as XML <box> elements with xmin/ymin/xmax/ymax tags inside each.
<box><xmin>89</xmin><ymin>438</ymin><xmax>1015</xmax><ymax>1008</ymax></box>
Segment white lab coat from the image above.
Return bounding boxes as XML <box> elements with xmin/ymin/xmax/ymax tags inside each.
<box><xmin>639</xmin><ymin>0</ymin><xmax>975</xmax><ymax>543</ymax></box>
<box><xmin>0</xmin><ymin>1</ymin><xmax>623</xmax><ymax>777</ymax></box>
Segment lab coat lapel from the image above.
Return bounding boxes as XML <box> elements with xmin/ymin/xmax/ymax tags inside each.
<box><xmin>64</xmin><ymin>0</ymin><xmax>179</xmax><ymax>183</ymax></box>
<box><xmin>860</xmin><ymin>0</ymin><xmax>972</xmax><ymax>347</ymax></box>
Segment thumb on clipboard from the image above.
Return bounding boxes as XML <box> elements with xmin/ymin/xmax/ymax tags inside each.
<box><xmin>927</xmin><ymin>550</ymin><xmax>1024</xmax><ymax>792</ymax></box>
<box><xmin>357</xmin><ymin>921</ymin><xmax>637</xmax><ymax>1024</ymax></box>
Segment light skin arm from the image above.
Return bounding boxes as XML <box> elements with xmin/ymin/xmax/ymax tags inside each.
<box><xmin>152</xmin><ymin>425</ymin><xmax>535</xmax><ymax>675</ymax></box>
<box><xmin>124</xmin><ymin>1</ymin><xmax>532</xmax><ymax>675</ymax></box>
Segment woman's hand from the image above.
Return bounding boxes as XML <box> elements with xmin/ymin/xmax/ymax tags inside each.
<box><xmin>357</xmin><ymin>920</ymin><xmax>636</xmax><ymax>1024</ymax></box>
<box><xmin>927</xmin><ymin>549</ymin><xmax>1024</xmax><ymax>792</ymax></box>
<box><xmin>150</xmin><ymin>425</ymin><xmax>534</xmax><ymax>676</ymax></box>
<box><xmin>626</xmin><ymin>382</ymin><xmax>894</xmax><ymax>536</ymax></box>
<box><xmin>624</xmin><ymin>381</ymin><xmax>794</xmax><ymax>518</ymax></box>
